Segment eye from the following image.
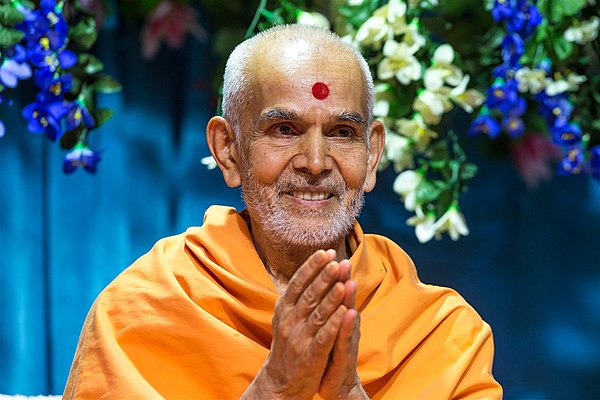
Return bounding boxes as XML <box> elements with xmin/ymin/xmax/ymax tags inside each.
<box><xmin>273</xmin><ymin>123</ymin><xmax>296</xmax><ymax>136</ymax></box>
<box><xmin>331</xmin><ymin>126</ymin><xmax>355</xmax><ymax>138</ymax></box>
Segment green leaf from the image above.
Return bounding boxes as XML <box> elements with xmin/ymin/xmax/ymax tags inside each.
<box><xmin>0</xmin><ymin>26</ymin><xmax>24</xmax><ymax>46</ymax></box>
<box><xmin>93</xmin><ymin>108</ymin><xmax>114</xmax><ymax>127</ymax></box>
<box><xmin>554</xmin><ymin>0</ymin><xmax>587</xmax><ymax>18</ymax></box>
<box><xmin>552</xmin><ymin>37</ymin><xmax>574</xmax><ymax>60</ymax></box>
<box><xmin>0</xmin><ymin>4</ymin><xmax>25</xmax><ymax>26</ymax></box>
<box><xmin>69</xmin><ymin>18</ymin><xmax>97</xmax><ymax>49</ymax></box>
<box><xmin>459</xmin><ymin>162</ymin><xmax>478</xmax><ymax>180</ymax></box>
<box><xmin>78</xmin><ymin>53</ymin><xmax>104</xmax><ymax>74</ymax></box>
<box><xmin>415</xmin><ymin>179</ymin><xmax>445</xmax><ymax>204</ymax></box>
<box><xmin>89</xmin><ymin>74</ymin><xmax>122</xmax><ymax>93</ymax></box>
<box><xmin>542</xmin><ymin>0</ymin><xmax>586</xmax><ymax>23</ymax></box>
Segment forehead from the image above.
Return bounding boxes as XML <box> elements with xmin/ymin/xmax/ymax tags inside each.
<box><xmin>248</xmin><ymin>43</ymin><xmax>367</xmax><ymax>120</ymax></box>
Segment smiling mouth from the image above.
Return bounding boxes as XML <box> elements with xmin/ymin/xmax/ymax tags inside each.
<box><xmin>289</xmin><ymin>191</ymin><xmax>334</xmax><ymax>201</ymax></box>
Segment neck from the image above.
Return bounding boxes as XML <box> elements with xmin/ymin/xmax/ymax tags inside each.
<box><xmin>249</xmin><ymin>220</ymin><xmax>349</xmax><ymax>293</ymax></box>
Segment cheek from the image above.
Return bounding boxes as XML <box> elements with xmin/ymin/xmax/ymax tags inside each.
<box><xmin>248</xmin><ymin>146</ymin><xmax>294</xmax><ymax>184</ymax></box>
<box><xmin>331</xmin><ymin>148</ymin><xmax>368</xmax><ymax>188</ymax></box>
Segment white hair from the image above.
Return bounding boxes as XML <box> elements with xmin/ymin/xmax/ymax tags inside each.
<box><xmin>221</xmin><ymin>24</ymin><xmax>375</xmax><ymax>141</ymax></box>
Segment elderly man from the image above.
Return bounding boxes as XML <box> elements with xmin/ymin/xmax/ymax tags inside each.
<box><xmin>64</xmin><ymin>25</ymin><xmax>502</xmax><ymax>399</ymax></box>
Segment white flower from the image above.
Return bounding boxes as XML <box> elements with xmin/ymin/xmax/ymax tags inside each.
<box><xmin>201</xmin><ymin>155</ymin><xmax>218</xmax><ymax>170</ymax></box>
<box><xmin>408</xmin><ymin>0</ymin><xmax>439</xmax><ymax>7</ymax></box>
<box><xmin>395</xmin><ymin>114</ymin><xmax>438</xmax><ymax>149</ymax></box>
<box><xmin>544</xmin><ymin>79</ymin><xmax>570</xmax><ymax>96</ymax></box>
<box><xmin>348</xmin><ymin>0</ymin><xmax>365</xmax><ymax>5</ymax></box>
<box><xmin>355</xmin><ymin>0</ymin><xmax>408</xmax><ymax>48</ymax></box>
<box><xmin>566</xmin><ymin>73</ymin><xmax>587</xmax><ymax>89</ymax></box>
<box><xmin>449</xmin><ymin>75</ymin><xmax>484</xmax><ymax>113</ymax></box>
<box><xmin>383</xmin><ymin>130</ymin><xmax>414</xmax><ymax>171</ymax></box>
<box><xmin>432</xmin><ymin>204</ymin><xmax>469</xmax><ymax>241</ymax></box>
<box><xmin>401</xmin><ymin>19</ymin><xmax>426</xmax><ymax>51</ymax></box>
<box><xmin>406</xmin><ymin>205</ymin><xmax>437</xmax><ymax>243</ymax></box>
<box><xmin>393</xmin><ymin>169</ymin><xmax>424</xmax><ymax>211</ymax></box>
<box><xmin>515</xmin><ymin>67</ymin><xmax>547</xmax><ymax>94</ymax></box>
<box><xmin>373</xmin><ymin>83</ymin><xmax>393</xmax><ymax>118</ymax></box>
<box><xmin>544</xmin><ymin>72</ymin><xmax>587</xmax><ymax>96</ymax></box>
<box><xmin>423</xmin><ymin>44</ymin><xmax>463</xmax><ymax>90</ymax></box>
<box><xmin>296</xmin><ymin>11</ymin><xmax>331</xmax><ymax>29</ymax></box>
<box><xmin>564</xmin><ymin>16</ymin><xmax>599</xmax><ymax>45</ymax></box>
<box><xmin>377</xmin><ymin>39</ymin><xmax>422</xmax><ymax>85</ymax></box>
<box><xmin>354</xmin><ymin>15</ymin><xmax>391</xmax><ymax>49</ymax></box>
<box><xmin>412</xmin><ymin>88</ymin><xmax>452</xmax><ymax>125</ymax></box>
<box><xmin>376</xmin><ymin>0</ymin><xmax>408</xmax><ymax>34</ymax></box>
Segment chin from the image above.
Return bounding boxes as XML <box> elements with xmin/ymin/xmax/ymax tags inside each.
<box><xmin>260</xmin><ymin>209</ymin><xmax>355</xmax><ymax>248</ymax></box>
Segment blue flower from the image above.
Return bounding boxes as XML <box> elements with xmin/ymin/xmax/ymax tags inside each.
<box><xmin>469</xmin><ymin>112</ymin><xmax>502</xmax><ymax>138</ymax></box>
<box><xmin>552</xmin><ymin>123</ymin><xmax>582</xmax><ymax>147</ymax></box>
<box><xmin>492</xmin><ymin>0</ymin><xmax>517</xmax><ymax>21</ymax></box>
<box><xmin>519</xmin><ymin>3</ymin><xmax>542</xmax><ymax>37</ymax></box>
<box><xmin>486</xmin><ymin>78</ymin><xmax>520</xmax><ymax>113</ymax></box>
<box><xmin>502</xmin><ymin>1</ymin><xmax>542</xmax><ymax>37</ymax></box>
<box><xmin>502</xmin><ymin>115</ymin><xmax>525</xmax><ymax>137</ymax></box>
<box><xmin>558</xmin><ymin>146</ymin><xmax>585</xmax><ymax>175</ymax></box>
<box><xmin>501</xmin><ymin>33</ymin><xmax>525</xmax><ymax>67</ymax></box>
<box><xmin>22</xmin><ymin>101</ymin><xmax>63</xmax><ymax>140</ymax></box>
<box><xmin>41</xmin><ymin>73</ymin><xmax>72</xmax><ymax>100</ymax></box>
<box><xmin>535</xmin><ymin>92</ymin><xmax>573</xmax><ymax>128</ymax></box>
<box><xmin>590</xmin><ymin>146</ymin><xmax>600</xmax><ymax>181</ymax></box>
<box><xmin>48</xmin><ymin>100</ymin><xmax>95</xmax><ymax>131</ymax></box>
<box><xmin>0</xmin><ymin>58</ymin><xmax>32</xmax><ymax>88</ymax></box>
<box><xmin>63</xmin><ymin>145</ymin><xmax>101</xmax><ymax>174</ymax></box>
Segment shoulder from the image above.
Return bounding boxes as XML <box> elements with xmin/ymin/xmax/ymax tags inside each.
<box><xmin>360</xmin><ymin>232</ymin><xmax>489</xmax><ymax>331</ymax></box>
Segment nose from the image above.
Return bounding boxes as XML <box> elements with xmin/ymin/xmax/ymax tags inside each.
<box><xmin>292</xmin><ymin>129</ymin><xmax>333</xmax><ymax>175</ymax></box>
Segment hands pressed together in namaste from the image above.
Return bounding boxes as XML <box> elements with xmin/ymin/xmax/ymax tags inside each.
<box><xmin>242</xmin><ymin>249</ymin><xmax>368</xmax><ymax>400</ymax></box>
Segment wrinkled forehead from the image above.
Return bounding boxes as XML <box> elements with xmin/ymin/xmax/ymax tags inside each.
<box><xmin>247</xmin><ymin>41</ymin><xmax>368</xmax><ymax>116</ymax></box>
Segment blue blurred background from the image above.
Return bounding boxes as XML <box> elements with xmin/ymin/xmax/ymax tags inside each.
<box><xmin>1</xmin><ymin>9</ymin><xmax>600</xmax><ymax>399</ymax></box>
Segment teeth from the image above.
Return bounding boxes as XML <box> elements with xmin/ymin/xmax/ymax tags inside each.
<box><xmin>291</xmin><ymin>191</ymin><xmax>329</xmax><ymax>201</ymax></box>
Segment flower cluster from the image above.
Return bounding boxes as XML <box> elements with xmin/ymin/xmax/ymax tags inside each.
<box><xmin>470</xmin><ymin>0</ymin><xmax>600</xmax><ymax>183</ymax></box>
<box><xmin>469</xmin><ymin>0</ymin><xmax>542</xmax><ymax>140</ymax></box>
<box><xmin>243</xmin><ymin>0</ymin><xmax>600</xmax><ymax>242</ymax></box>
<box><xmin>0</xmin><ymin>0</ymin><xmax>120</xmax><ymax>173</ymax></box>
<box><xmin>340</xmin><ymin>0</ymin><xmax>482</xmax><ymax>242</ymax></box>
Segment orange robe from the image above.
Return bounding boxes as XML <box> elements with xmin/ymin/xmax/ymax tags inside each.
<box><xmin>64</xmin><ymin>206</ymin><xmax>502</xmax><ymax>399</ymax></box>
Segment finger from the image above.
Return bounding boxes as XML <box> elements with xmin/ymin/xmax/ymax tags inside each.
<box><xmin>338</xmin><ymin>259</ymin><xmax>352</xmax><ymax>282</ymax></box>
<box><xmin>342</xmin><ymin>279</ymin><xmax>356</xmax><ymax>309</ymax></box>
<box><xmin>281</xmin><ymin>249</ymin><xmax>336</xmax><ymax>306</ymax></box>
<box><xmin>311</xmin><ymin>304</ymin><xmax>347</xmax><ymax>355</ymax></box>
<box><xmin>296</xmin><ymin>260</ymin><xmax>341</xmax><ymax>316</ymax></box>
<box><xmin>305</xmin><ymin>281</ymin><xmax>345</xmax><ymax>335</ymax></box>
<box><xmin>317</xmin><ymin>308</ymin><xmax>359</xmax><ymax>395</ymax></box>
<box><xmin>328</xmin><ymin>308</ymin><xmax>359</xmax><ymax>374</ymax></box>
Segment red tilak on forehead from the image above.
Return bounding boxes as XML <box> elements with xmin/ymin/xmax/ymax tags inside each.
<box><xmin>312</xmin><ymin>82</ymin><xmax>329</xmax><ymax>100</ymax></box>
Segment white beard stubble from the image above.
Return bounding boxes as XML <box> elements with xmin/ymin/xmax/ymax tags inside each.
<box><xmin>239</xmin><ymin>165</ymin><xmax>365</xmax><ymax>250</ymax></box>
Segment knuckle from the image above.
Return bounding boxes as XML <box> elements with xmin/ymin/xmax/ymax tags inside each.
<box><xmin>300</xmin><ymin>287</ymin><xmax>318</xmax><ymax>308</ymax></box>
<box><xmin>314</xmin><ymin>329</ymin><xmax>330</xmax><ymax>346</ymax></box>
<box><xmin>310</xmin><ymin>308</ymin><xmax>327</xmax><ymax>327</ymax></box>
<box><xmin>288</xmin><ymin>277</ymin><xmax>303</xmax><ymax>292</ymax></box>
<box><xmin>279</xmin><ymin>324</ymin><xmax>293</xmax><ymax>340</ymax></box>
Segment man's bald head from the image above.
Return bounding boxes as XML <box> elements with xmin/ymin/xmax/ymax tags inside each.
<box><xmin>221</xmin><ymin>24</ymin><xmax>375</xmax><ymax>141</ymax></box>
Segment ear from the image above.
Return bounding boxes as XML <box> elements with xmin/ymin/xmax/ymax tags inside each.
<box><xmin>362</xmin><ymin>120</ymin><xmax>385</xmax><ymax>193</ymax></box>
<box><xmin>206</xmin><ymin>116</ymin><xmax>241</xmax><ymax>188</ymax></box>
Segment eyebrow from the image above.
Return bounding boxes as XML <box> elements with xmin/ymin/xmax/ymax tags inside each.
<box><xmin>256</xmin><ymin>108</ymin><xmax>366</xmax><ymax>126</ymax></box>
<box><xmin>257</xmin><ymin>108</ymin><xmax>300</xmax><ymax>124</ymax></box>
<box><xmin>336</xmin><ymin>111</ymin><xmax>366</xmax><ymax>126</ymax></box>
